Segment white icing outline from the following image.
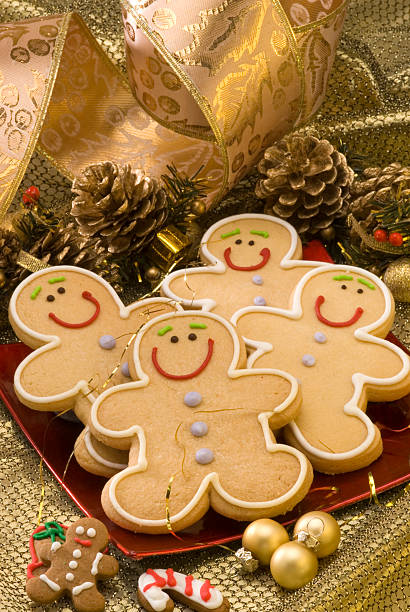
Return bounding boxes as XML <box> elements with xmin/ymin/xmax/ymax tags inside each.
<box><xmin>138</xmin><ymin>569</ymin><xmax>224</xmax><ymax>612</ymax></box>
<box><xmin>10</xmin><ymin>265</ymin><xmax>182</xmax><ymax>410</ymax></box>
<box><xmin>39</xmin><ymin>574</ymin><xmax>60</xmax><ymax>591</ymax></box>
<box><xmin>91</xmin><ymin>552</ymin><xmax>103</xmax><ymax>576</ymax></box>
<box><xmin>83</xmin><ymin>427</ymin><xmax>128</xmax><ymax>471</ymax></box>
<box><xmin>91</xmin><ymin>310</ymin><xmax>308</xmax><ymax>527</ymax></box>
<box><xmin>161</xmin><ymin>213</ymin><xmax>325</xmax><ymax>310</ymax></box>
<box><xmin>231</xmin><ymin>263</ymin><xmax>410</xmax><ymax>463</ymax></box>
<box><xmin>72</xmin><ymin>581</ymin><xmax>93</xmax><ymax>596</ymax></box>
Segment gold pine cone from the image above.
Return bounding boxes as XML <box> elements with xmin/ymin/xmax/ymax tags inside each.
<box><xmin>0</xmin><ymin>228</ymin><xmax>21</xmax><ymax>271</ymax></box>
<box><xmin>0</xmin><ymin>228</ymin><xmax>21</xmax><ymax>294</ymax></box>
<box><xmin>256</xmin><ymin>135</ymin><xmax>354</xmax><ymax>236</ymax></box>
<box><xmin>348</xmin><ymin>162</ymin><xmax>410</xmax><ymax>220</ymax></box>
<box><xmin>11</xmin><ymin>224</ymin><xmax>107</xmax><ymax>286</ymax></box>
<box><xmin>71</xmin><ymin>162</ymin><xmax>168</xmax><ymax>255</ymax></box>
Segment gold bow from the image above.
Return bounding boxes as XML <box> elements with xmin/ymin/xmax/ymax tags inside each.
<box><xmin>0</xmin><ymin>0</ymin><xmax>348</xmax><ymax>222</ymax></box>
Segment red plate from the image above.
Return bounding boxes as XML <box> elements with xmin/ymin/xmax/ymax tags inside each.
<box><xmin>1</xmin><ymin>241</ymin><xmax>409</xmax><ymax>559</ymax></box>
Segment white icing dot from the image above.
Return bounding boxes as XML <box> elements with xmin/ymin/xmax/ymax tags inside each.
<box><xmin>69</xmin><ymin>560</ymin><xmax>78</xmax><ymax>569</ymax></box>
<box><xmin>50</xmin><ymin>541</ymin><xmax>61</xmax><ymax>552</ymax></box>
<box><xmin>75</xmin><ymin>526</ymin><xmax>85</xmax><ymax>535</ymax></box>
<box><xmin>87</xmin><ymin>527</ymin><xmax>96</xmax><ymax>538</ymax></box>
<box><xmin>66</xmin><ymin>573</ymin><xmax>74</xmax><ymax>582</ymax></box>
<box><xmin>73</xmin><ymin>549</ymin><xmax>82</xmax><ymax>559</ymax></box>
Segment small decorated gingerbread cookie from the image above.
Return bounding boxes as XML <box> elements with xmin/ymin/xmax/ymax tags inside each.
<box><xmin>90</xmin><ymin>311</ymin><xmax>312</xmax><ymax>533</ymax></box>
<box><xmin>26</xmin><ymin>517</ymin><xmax>118</xmax><ymax>612</ymax></box>
<box><xmin>233</xmin><ymin>264</ymin><xmax>410</xmax><ymax>474</ymax></box>
<box><xmin>137</xmin><ymin>569</ymin><xmax>230</xmax><ymax>612</ymax></box>
<box><xmin>9</xmin><ymin>266</ymin><xmax>181</xmax><ymax>476</ymax></box>
<box><xmin>161</xmin><ymin>213</ymin><xmax>324</xmax><ymax>318</ymax></box>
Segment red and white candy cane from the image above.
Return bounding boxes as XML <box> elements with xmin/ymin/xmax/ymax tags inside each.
<box><xmin>137</xmin><ymin>568</ymin><xmax>230</xmax><ymax>612</ymax></box>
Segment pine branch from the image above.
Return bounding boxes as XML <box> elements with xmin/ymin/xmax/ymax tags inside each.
<box><xmin>161</xmin><ymin>164</ymin><xmax>207</xmax><ymax>224</ymax></box>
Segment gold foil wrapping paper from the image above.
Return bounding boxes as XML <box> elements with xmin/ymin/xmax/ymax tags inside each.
<box><xmin>0</xmin><ymin>0</ymin><xmax>348</xmax><ymax>221</ymax></box>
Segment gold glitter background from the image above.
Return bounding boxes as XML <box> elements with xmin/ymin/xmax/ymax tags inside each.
<box><xmin>0</xmin><ymin>0</ymin><xmax>409</xmax><ymax>610</ymax></box>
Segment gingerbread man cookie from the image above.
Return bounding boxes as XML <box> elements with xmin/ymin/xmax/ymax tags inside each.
<box><xmin>90</xmin><ymin>311</ymin><xmax>312</xmax><ymax>533</ymax></box>
<box><xmin>9</xmin><ymin>266</ymin><xmax>181</xmax><ymax>476</ymax></box>
<box><xmin>137</xmin><ymin>569</ymin><xmax>230</xmax><ymax>612</ymax></box>
<box><xmin>26</xmin><ymin>517</ymin><xmax>118</xmax><ymax>612</ymax></box>
<box><xmin>233</xmin><ymin>264</ymin><xmax>410</xmax><ymax>474</ymax></box>
<box><xmin>161</xmin><ymin>213</ymin><xmax>324</xmax><ymax>318</ymax></box>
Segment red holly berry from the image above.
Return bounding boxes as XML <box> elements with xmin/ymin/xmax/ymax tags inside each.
<box><xmin>373</xmin><ymin>228</ymin><xmax>388</xmax><ymax>242</ymax></box>
<box><xmin>388</xmin><ymin>232</ymin><xmax>403</xmax><ymax>246</ymax></box>
<box><xmin>25</xmin><ymin>186</ymin><xmax>40</xmax><ymax>200</ymax></box>
<box><xmin>22</xmin><ymin>185</ymin><xmax>40</xmax><ymax>208</ymax></box>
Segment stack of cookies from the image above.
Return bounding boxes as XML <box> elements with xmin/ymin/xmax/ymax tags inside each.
<box><xmin>9</xmin><ymin>214</ymin><xmax>410</xmax><ymax>534</ymax></box>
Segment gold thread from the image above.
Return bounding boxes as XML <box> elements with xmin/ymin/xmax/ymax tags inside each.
<box><xmin>368</xmin><ymin>471</ymin><xmax>380</xmax><ymax>505</ymax></box>
<box><xmin>37</xmin><ymin>458</ymin><xmax>46</xmax><ymax>526</ymax></box>
<box><xmin>36</xmin><ymin>405</ymin><xmax>74</xmax><ymax>525</ymax></box>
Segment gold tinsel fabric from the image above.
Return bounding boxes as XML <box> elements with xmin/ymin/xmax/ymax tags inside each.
<box><xmin>0</xmin><ymin>0</ymin><xmax>409</xmax><ymax>610</ymax></box>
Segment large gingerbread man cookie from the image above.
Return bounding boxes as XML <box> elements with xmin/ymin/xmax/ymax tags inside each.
<box><xmin>161</xmin><ymin>213</ymin><xmax>324</xmax><ymax>318</ymax></box>
<box><xmin>9</xmin><ymin>266</ymin><xmax>181</xmax><ymax>476</ymax></box>
<box><xmin>26</xmin><ymin>517</ymin><xmax>118</xmax><ymax>612</ymax></box>
<box><xmin>233</xmin><ymin>264</ymin><xmax>410</xmax><ymax>474</ymax></box>
<box><xmin>89</xmin><ymin>311</ymin><xmax>313</xmax><ymax>533</ymax></box>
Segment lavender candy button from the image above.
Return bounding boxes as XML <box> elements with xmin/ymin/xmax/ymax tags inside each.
<box><xmin>254</xmin><ymin>296</ymin><xmax>266</xmax><ymax>306</ymax></box>
<box><xmin>195</xmin><ymin>448</ymin><xmax>214</xmax><ymax>464</ymax></box>
<box><xmin>121</xmin><ymin>361</ymin><xmax>131</xmax><ymax>377</ymax></box>
<box><xmin>314</xmin><ymin>332</ymin><xmax>327</xmax><ymax>344</ymax></box>
<box><xmin>99</xmin><ymin>334</ymin><xmax>116</xmax><ymax>350</ymax></box>
<box><xmin>190</xmin><ymin>421</ymin><xmax>208</xmax><ymax>437</ymax></box>
<box><xmin>184</xmin><ymin>391</ymin><xmax>202</xmax><ymax>407</ymax></box>
<box><xmin>252</xmin><ymin>275</ymin><xmax>263</xmax><ymax>285</ymax></box>
<box><xmin>302</xmin><ymin>354</ymin><xmax>316</xmax><ymax>367</ymax></box>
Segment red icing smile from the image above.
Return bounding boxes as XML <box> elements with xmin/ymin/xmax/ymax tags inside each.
<box><xmin>49</xmin><ymin>291</ymin><xmax>100</xmax><ymax>328</ymax></box>
<box><xmin>152</xmin><ymin>338</ymin><xmax>214</xmax><ymax>379</ymax></box>
<box><xmin>224</xmin><ymin>247</ymin><xmax>270</xmax><ymax>271</ymax></box>
<box><xmin>315</xmin><ymin>295</ymin><xmax>363</xmax><ymax>327</ymax></box>
<box><xmin>74</xmin><ymin>537</ymin><xmax>92</xmax><ymax>547</ymax></box>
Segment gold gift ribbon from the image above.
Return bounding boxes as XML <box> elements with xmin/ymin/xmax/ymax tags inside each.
<box><xmin>0</xmin><ymin>0</ymin><xmax>348</xmax><ymax>224</ymax></box>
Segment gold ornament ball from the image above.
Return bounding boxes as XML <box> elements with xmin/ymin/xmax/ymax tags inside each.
<box><xmin>319</xmin><ymin>226</ymin><xmax>336</xmax><ymax>242</ymax></box>
<box><xmin>0</xmin><ymin>270</ymin><xmax>6</xmax><ymax>289</ymax></box>
<box><xmin>270</xmin><ymin>541</ymin><xmax>318</xmax><ymax>589</ymax></box>
<box><xmin>242</xmin><ymin>519</ymin><xmax>289</xmax><ymax>566</ymax></box>
<box><xmin>145</xmin><ymin>265</ymin><xmax>161</xmax><ymax>282</ymax></box>
<box><xmin>190</xmin><ymin>200</ymin><xmax>206</xmax><ymax>217</ymax></box>
<box><xmin>383</xmin><ymin>258</ymin><xmax>410</xmax><ymax>302</ymax></box>
<box><xmin>293</xmin><ymin>511</ymin><xmax>340</xmax><ymax>558</ymax></box>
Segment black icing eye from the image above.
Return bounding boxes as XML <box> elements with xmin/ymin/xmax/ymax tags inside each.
<box><xmin>170</xmin><ymin>336</ymin><xmax>179</xmax><ymax>343</ymax></box>
<box><xmin>235</xmin><ymin>239</ymin><xmax>242</xmax><ymax>244</ymax></box>
<box><xmin>46</xmin><ymin>295</ymin><xmax>55</xmax><ymax>302</ymax></box>
<box><xmin>188</xmin><ymin>333</ymin><xmax>197</xmax><ymax>341</ymax></box>
<box><xmin>341</xmin><ymin>285</ymin><xmax>347</xmax><ymax>290</ymax></box>
<box><xmin>57</xmin><ymin>287</ymin><xmax>65</xmax><ymax>294</ymax></box>
<box><xmin>248</xmin><ymin>240</ymin><xmax>255</xmax><ymax>246</ymax></box>
<box><xmin>357</xmin><ymin>288</ymin><xmax>363</xmax><ymax>294</ymax></box>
